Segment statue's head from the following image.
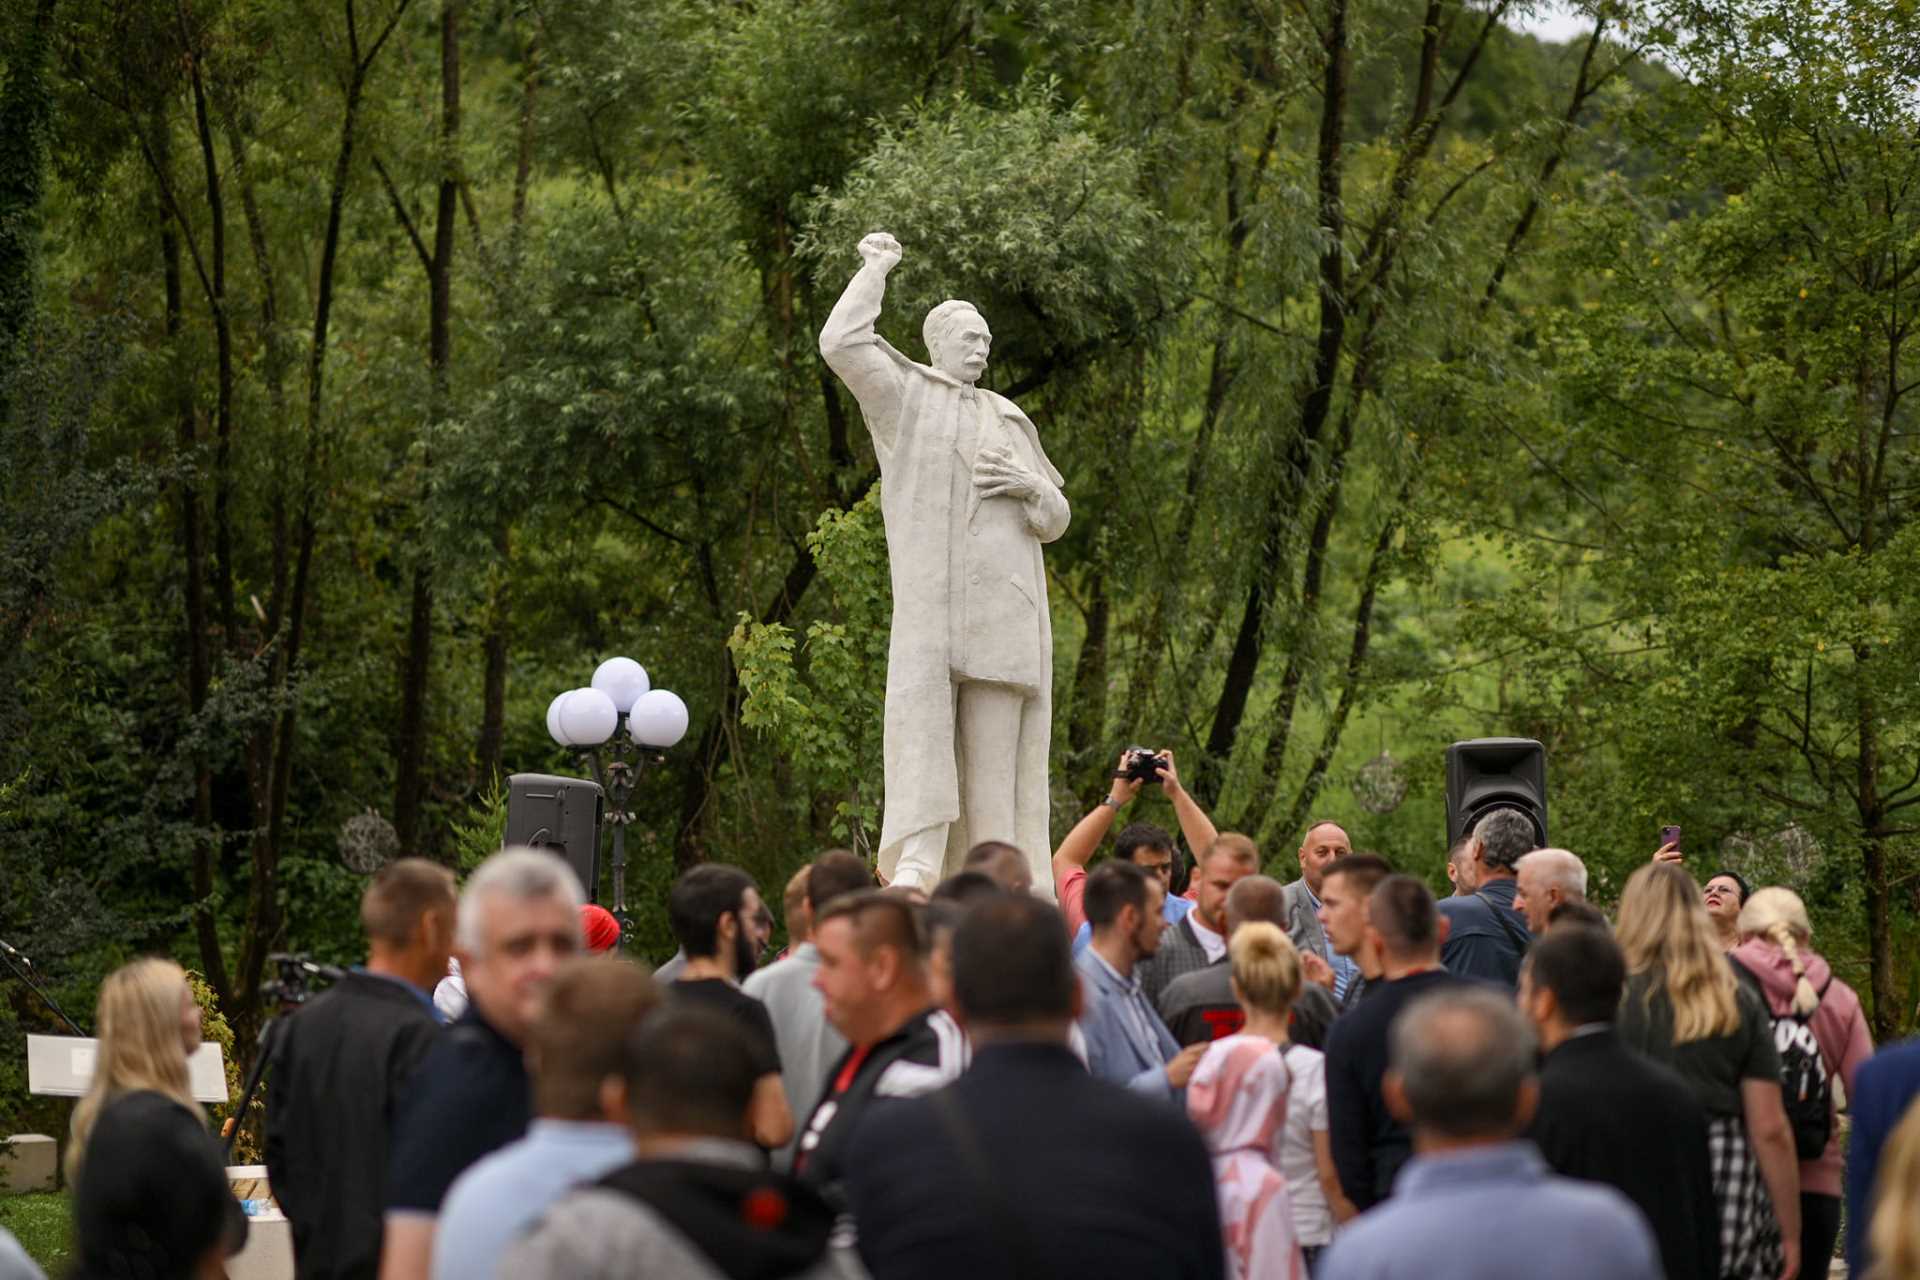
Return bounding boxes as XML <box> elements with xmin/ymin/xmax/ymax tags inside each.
<box><xmin>923</xmin><ymin>300</ymin><xmax>991</xmax><ymax>386</ymax></box>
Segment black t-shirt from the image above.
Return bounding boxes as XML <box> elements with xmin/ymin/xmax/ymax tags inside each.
<box><xmin>1617</xmin><ymin>970</ymin><xmax>1782</xmax><ymax>1116</ymax></box>
<box><xmin>670</xmin><ymin>978</ymin><xmax>782</xmax><ymax>1076</ymax></box>
<box><xmin>74</xmin><ymin>1090</ymin><xmax>246</xmax><ymax>1278</ymax></box>
<box><xmin>386</xmin><ymin>1007</ymin><xmax>531</xmax><ymax>1214</ymax></box>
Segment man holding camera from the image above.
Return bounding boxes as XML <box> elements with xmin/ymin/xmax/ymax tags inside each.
<box><xmin>1051</xmin><ymin>748</ymin><xmax>1216</xmax><ymax>948</ymax></box>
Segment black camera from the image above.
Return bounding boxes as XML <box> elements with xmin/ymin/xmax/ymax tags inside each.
<box><xmin>260</xmin><ymin>953</ymin><xmax>345</xmax><ymax>1009</ymax></box>
<box><xmin>1121</xmin><ymin>746</ymin><xmax>1169</xmax><ymax>784</ymax></box>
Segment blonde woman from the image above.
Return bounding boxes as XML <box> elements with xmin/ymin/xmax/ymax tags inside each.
<box><xmin>67</xmin><ymin>958</ymin><xmax>243</xmax><ymax>1280</ymax></box>
<box><xmin>1731</xmin><ymin>887</ymin><xmax>1874</xmax><ymax>1272</ymax></box>
<box><xmin>1187</xmin><ymin>922</ymin><xmax>1325</xmax><ymax>1279</ymax></box>
<box><xmin>1864</xmin><ymin>1095</ymin><xmax>1920</xmax><ymax>1280</ymax></box>
<box><xmin>1616</xmin><ymin>863</ymin><xmax>1800</xmax><ymax>1280</ymax></box>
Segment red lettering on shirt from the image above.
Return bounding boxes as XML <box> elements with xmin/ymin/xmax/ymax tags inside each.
<box><xmin>1201</xmin><ymin>1008</ymin><xmax>1245</xmax><ymax>1040</ymax></box>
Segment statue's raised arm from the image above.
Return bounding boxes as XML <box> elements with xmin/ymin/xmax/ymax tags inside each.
<box><xmin>819</xmin><ymin>233</ymin><xmax>909</xmax><ymax>456</ymax></box>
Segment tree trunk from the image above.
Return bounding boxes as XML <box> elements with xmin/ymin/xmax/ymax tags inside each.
<box><xmin>1857</xmin><ymin>691</ymin><xmax>1894</xmax><ymax>1041</ymax></box>
<box><xmin>233</xmin><ymin>0</ymin><xmax>414</xmax><ymax>1044</ymax></box>
<box><xmin>475</xmin><ymin>27</ymin><xmax>538</xmax><ymax>789</ymax></box>
<box><xmin>1193</xmin><ymin>0</ymin><xmax>1348</xmax><ymax>809</ymax></box>
<box><xmin>178</xmin><ymin>26</ymin><xmax>237</xmax><ymax>651</ymax></box>
<box><xmin>1068</xmin><ymin>571</ymin><xmax>1110</xmax><ymax>760</ymax></box>
<box><xmin>394</xmin><ymin>0</ymin><xmax>460</xmax><ymax>855</ymax></box>
<box><xmin>1121</xmin><ymin>86</ymin><xmax>1271</xmax><ymax>737</ymax></box>
<box><xmin>162</xmin><ymin>174</ymin><xmax>231</xmax><ymax>1005</ymax></box>
<box><xmin>475</xmin><ymin>522</ymin><xmax>511</xmax><ymax>787</ymax></box>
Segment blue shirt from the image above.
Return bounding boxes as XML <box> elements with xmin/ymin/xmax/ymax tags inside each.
<box><xmin>1319</xmin><ymin>1141</ymin><xmax>1658</xmax><ymax>1280</ymax></box>
<box><xmin>355</xmin><ymin>966</ymin><xmax>446</xmax><ymax>1023</ymax></box>
<box><xmin>430</xmin><ymin>1120</ymin><xmax>633</xmax><ymax>1280</ymax></box>
<box><xmin>1071</xmin><ymin>892</ymin><xmax>1192</xmax><ymax>956</ymax></box>
<box><xmin>1436</xmin><ymin>879</ymin><xmax>1532</xmax><ymax>988</ymax></box>
<box><xmin>1846</xmin><ymin>1037</ymin><xmax>1920</xmax><ymax>1274</ymax></box>
<box><xmin>1074</xmin><ymin>947</ymin><xmax>1181</xmax><ymax>1096</ymax></box>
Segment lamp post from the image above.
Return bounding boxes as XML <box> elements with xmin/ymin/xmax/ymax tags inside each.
<box><xmin>545</xmin><ymin>657</ymin><xmax>690</xmax><ymax>941</ymax></box>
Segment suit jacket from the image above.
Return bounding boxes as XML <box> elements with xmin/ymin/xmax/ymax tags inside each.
<box><xmin>844</xmin><ymin>1042</ymin><xmax>1225</xmax><ymax>1280</ymax></box>
<box><xmin>266</xmin><ymin>971</ymin><xmax>441</xmax><ymax>1280</ymax></box>
<box><xmin>1280</xmin><ymin>878</ymin><xmax>1330</xmax><ymax>962</ymax></box>
<box><xmin>1136</xmin><ymin>914</ymin><xmax>1213</xmax><ymax>1008</ymax></box>
<box><xmin>1529</xmin><ymin>1027</ymin><xmax>1718</xmax><ymax>1280</ymax></box>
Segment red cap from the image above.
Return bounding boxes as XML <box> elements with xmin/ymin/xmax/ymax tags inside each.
<box><xmin>580</xmin><ymin>904</ymin><xmax>621</xmax><ymax>953</ymax></box>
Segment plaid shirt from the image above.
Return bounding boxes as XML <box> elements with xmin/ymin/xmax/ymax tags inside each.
<box><xmin>1137</xmin><ymin>915</ymin><xmax>1214</xmax><ymax>1010</ymax></box>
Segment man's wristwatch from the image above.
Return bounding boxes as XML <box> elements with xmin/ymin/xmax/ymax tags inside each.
<box><xmin>1099</xmin><ymin>795</ymin><xmax>1124</xmax><ymax>810</ymax></box>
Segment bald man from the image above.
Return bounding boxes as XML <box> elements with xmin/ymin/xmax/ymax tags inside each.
<box><xmin>1280</xmin><ymin>821</ymin><xmax>1358</xmax><ymax>1001</ymax></box>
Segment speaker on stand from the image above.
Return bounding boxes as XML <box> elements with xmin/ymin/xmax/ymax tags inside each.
<box><xmin>1444</xmin><ymin>738</ymin><xmax>1548</xmax><ymax>848</ymax></box>
<box><xmin>504</xmin><ymin>773</ymin><xmax>606</xmax><ymax>901</ymax></box>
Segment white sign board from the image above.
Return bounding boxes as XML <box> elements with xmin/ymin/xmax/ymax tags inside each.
<box><xmin>26</xmin><ymin>1035</ymin><xmax>229</xmax><ymax>1102</ymax></box>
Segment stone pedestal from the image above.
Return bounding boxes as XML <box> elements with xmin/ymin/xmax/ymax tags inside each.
<box><xmin>0</xmin><ymin>1134</ymin><xmax>56</xmax><ymax>1194</ymax></box>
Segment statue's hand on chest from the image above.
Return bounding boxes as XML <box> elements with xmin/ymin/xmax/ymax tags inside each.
<box><xmin>972</xmin><ymin>443</ymin><xmax>1043</xmax><ymax>502</ymax></box>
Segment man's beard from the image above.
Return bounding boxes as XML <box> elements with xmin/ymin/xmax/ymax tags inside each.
<box><xmin>734</xmin><ymin>926</ymin><xmax>758</xmax><ymax>979</ymax></box>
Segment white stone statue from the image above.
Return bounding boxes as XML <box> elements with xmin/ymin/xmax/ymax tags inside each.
<box><xmin>819</xmin><ymin>232</ymin><xmax>1069</xmax><ymax>893</ymax></box>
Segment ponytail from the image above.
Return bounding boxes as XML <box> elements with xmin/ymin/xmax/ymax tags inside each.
<box><xmin>1769</xmin><ymin>920</ymin><xmax>1819</xmax><ymax>1015</ymax></box>
<box><xmin>1738</xmin><ymin>887</ymin><xmax>1821</xmax><ymax>1017</ymax></box>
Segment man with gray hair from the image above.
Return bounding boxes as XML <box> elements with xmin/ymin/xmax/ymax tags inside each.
<box><xmin>1436</xmin><ymin>807</ymin><xmax>1536</xmax><ymax>987</ymax></box>
<box><xmin>1513</xmin><ymin>847</ymin><xmax>1588</xmax><ymax>935</ymax></box>
<box><xmin>820</xmin><ymin>232</ymin><xmax>1070</xmax><ymax>894</ymax></box>
<box><xmin>1319</xmin><ymin>987</ymin><xmax>1659</xmax><ymax>1280</ymax></box>
<box><xmin>380</xmin><ymin>848</ymin><xmax>585</xmax><ymax>1280</ymax></box>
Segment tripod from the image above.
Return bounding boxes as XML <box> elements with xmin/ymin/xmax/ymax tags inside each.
<box><xmin>220</xmin><ymin>954</ymin><xmax>343</xmax><ymax>1159</ymax></box>
<box><xmin>222</xmin><ymin>1014</ymin><xmax>286</xmax><ymax>1160</ymax></box>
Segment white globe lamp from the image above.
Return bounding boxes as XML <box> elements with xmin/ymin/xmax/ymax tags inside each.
<box><xmin>590</xmin><ymin>656</ymin><xmax>650</xmax><ymax>713</ymax></box>
<box><xmin>628</xmin><ymin>689</ymin><xmax>690</xmax><ymax>749</ymax></box>
<box><xmin>545</xmin><ymin>691</ymin><xmax>573</xmax><ymax>746</ymax></box>
<box><xmin>557</xmin><ymin>687</ymin><xmax>618</xmax><ymax>748</ymax></box>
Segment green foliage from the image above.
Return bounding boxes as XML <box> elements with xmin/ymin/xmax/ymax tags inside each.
<box><xmin>0</xmin><ymin>1192</ymin><xmax>69</xmax><ymax>1270</ymax></box>
<box><xmin>1435</xmin><ymin>0</ymin><xmax>1920</xmax><ymax>1033</ymax></box>
<box><xmin>731</xmin><ymin>491</ymin><xmax>892</xmax><ymax>850</ymax></box>
<box><xmin>800</xmin><ymin>81</ymin><xmax>1190</xmax><ymax>356</ymax></box>
<box><xmin>191</xmin><ymin>970</ymin><xmax>261</xmax><ymax>1165</ymax></box>
<box><xmin>448</xmin><ymin>779</ymin><xmax>507</xmax><ymax>874</ymax></box>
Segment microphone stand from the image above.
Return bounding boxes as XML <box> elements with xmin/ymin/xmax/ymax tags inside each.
<box><xmin>0</xmin><ymin>942</ymin><xmax>86</xmax><ymax>1036</ymax></box>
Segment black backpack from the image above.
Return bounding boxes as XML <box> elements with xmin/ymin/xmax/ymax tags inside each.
<box><xmin>1768</xmin><ymin>974</ymin><xmax>1835</xmax><ymax>1160</ymax></box>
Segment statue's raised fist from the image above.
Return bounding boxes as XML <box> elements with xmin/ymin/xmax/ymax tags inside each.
<box><xmin>858</xmin><ymin>232</ymin><xmax>903</xmax><ymax>271</ymax></box>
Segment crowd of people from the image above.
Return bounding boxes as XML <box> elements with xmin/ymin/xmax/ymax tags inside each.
<box><xmin>28</xmin><ymin>751</ymin><xmax>1920</xmax><ymax>1280</ymax></box>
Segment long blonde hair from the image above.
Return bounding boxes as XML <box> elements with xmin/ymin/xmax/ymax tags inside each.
<box><xmin>1738</xmin><ymin>887</ymin><xmax>1820</xmax><ymax>1015</ymax></box>
<box><xmin>1616</xmin><ymin>863</ymin><xmax>1739</xmax><ymax>1043</ymax></box>
<box><xmin>66</xmin><ymin>958</ymin><xmax>202</xmax><ymax>1182</ymax></box>
<box><xmin>1229</xmin><ymin>921</ymin><xmax>1302</xmax><ymax>1016</ymax></box>
<box><xmin>1867</xmin><ymin>1095</ymin><xmax>1920</xmax><ymax>1280</ymax></box>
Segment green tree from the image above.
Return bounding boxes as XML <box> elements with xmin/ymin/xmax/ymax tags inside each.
<box><xmin>1455</xmin><ymin>0</ymin><xmax>1920</xmax><ymax>1035</ymax></box>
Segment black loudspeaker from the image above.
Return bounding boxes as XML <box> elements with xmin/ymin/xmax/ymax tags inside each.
<box><xmin>504</xmin><ymin>773</ymin><xmax>605</xmax><ymax>901</ymax></box>
<box><xmin>1444</xmin><ymin>738</ymin><xmax>1548</xmax><ymax>847</ymax></box>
